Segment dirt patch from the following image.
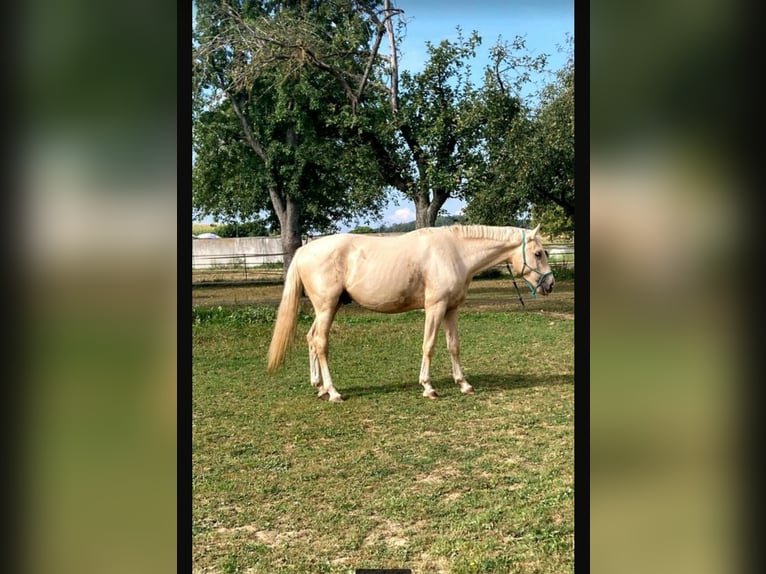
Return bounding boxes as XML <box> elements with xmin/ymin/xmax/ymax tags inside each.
<box><xmin>443</xmin><ymin>491</ymin><xmax>462</xmax><ymax>502</ymax></box>
<box><xmin>414</xmin><ymin>552</ymin><xmax>450</xmax><ymax>574</ymax></box>
<box><xmin>214</xmin><ymin>525</ymin><xmax>309</xmax><ymax>548</ymax></box>
<box><xmin>362</xmin><ymin>519</ymin><xmax>409</xmax><ymax>548</ymax></box>
<box><xmin>414</xmin><ymin>466</ymin><xmax>461</xmax><ymax>485</ymax></box>
<box><xmin>539</xmin><ymin>310</ymin><xmax>575</xmax><ymax>320</ymax></box>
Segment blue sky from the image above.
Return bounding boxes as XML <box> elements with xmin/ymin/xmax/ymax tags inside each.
<box><xmin>193</xmin><ymin>1</ymin><xmax>574</xmax><ymax>228</ymax></box>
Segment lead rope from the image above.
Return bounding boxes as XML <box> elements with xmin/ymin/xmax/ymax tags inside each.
<box><xmin>505</xmin><ymin>263</ymin><xmax>526</xmax><ymax>308</ymax></box>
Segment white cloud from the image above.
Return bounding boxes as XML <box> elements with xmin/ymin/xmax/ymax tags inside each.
<box><xmin>390</xmin><ymin>207</ymin><xmax>415</xmax><ymax>223</ymax></box>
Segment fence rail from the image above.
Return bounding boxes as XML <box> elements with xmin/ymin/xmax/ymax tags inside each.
<box><xmin>192</xmin><ymin>252</ymin><xmax>287</xmax><ymax>285</ymax></box>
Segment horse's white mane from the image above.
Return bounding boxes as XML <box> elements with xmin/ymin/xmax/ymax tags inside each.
<box><xmin>414</xmin><ymin>224</ymin><xmax>523</xmax><ymax>242</ymax></box>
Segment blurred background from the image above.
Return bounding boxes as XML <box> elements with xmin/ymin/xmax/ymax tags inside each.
<box><xmin>590</xmin><ymin>1</ymin><xmax>757</xmax><ymax>573</ymax></box>
<box><xmin>10</xmin><ymin>0</ymin><xmax>178</xmax><ymax>572</ymax></box>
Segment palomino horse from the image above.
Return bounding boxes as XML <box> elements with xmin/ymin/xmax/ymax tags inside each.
<box><xmin>267</xmin><ymin>225</ymin><xmax>554</xmax><ymax>402</ymax></box>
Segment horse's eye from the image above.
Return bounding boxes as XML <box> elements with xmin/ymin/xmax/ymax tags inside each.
<box><xmin>535</xmin><ymin>251</ymin><xmax>543</xmax><ymax>258</ymax></box>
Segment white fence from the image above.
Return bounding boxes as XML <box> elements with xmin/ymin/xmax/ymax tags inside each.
<box><xmin>192</xmin><ymin>237</ymin><xmax>289</xmax><ymax>268</ymax></box>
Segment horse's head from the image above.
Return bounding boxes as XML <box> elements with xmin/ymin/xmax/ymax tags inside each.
<box><xmin>508</xmin><ymin>225</ymin><xmax>555</xmax><ymax>296</ymax></box>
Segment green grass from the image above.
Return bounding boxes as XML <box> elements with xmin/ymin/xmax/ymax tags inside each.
<box><xmin>193</xmin><ymin>282</ymin><xmax>574</xmax><ymax>573</ymax></box>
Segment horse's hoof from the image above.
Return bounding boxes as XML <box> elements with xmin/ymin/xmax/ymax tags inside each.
<box><xmin>318</xmin><ymin>392</ymin><xmax>330</xmax><ymax>400</ymax></box>
<box><xmin>461</xmin><ymin>385</ymin><xmax>475</xmax><ymax>395</ymax></box>
<box><xmin>329</xmin><ymin>395</ymin><xmax>344</xmax><ymax>403</ymax></box>
<box><xmin>423</xmin><ymin>389</ymin><xmax>438</xmax><ymax>399</ymax></box>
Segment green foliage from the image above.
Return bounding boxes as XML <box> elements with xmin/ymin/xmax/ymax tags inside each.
<box><xmin>550</xmin><ymin>265</ymin><xmax>575</xmax><ymax>281</ymax></box>
<box><xmin>193</xmin><ymin>2</ymin><xmax>573</xmax><ymax>242</ymax></box>
<box><xmin>212</xmin><ymin>220</ymin><xmax>271</xmax><ymax>238</ymax></box>
<box><xmin>192</xmin><ymin>222</ymin><xmax>219</xmax><ymax>235</ymax></box>
<box><xmin>531</xmin><ymin>203</ymin><xmax>574</xmax><ymax>240</ymax></box>
<box><xmin>193</xmin><ymin>0</ymin><xmax>391</xmax><ymax>234</ymax></box>
<box><xmin>377</xmin><ymin>220</ymin><xmax>416</xmax><ymax>233</ymax></box>
<box><xmin>192</xmin><ymin>104</ymin><xmax>273</xmax><ymax>224</ymax></box>
<box><xmin>352</xmin><ymin>213</ymin><xmax>467</xmax><ymax>234</ymax></box>
<box><xmin>464</xmin><ymin>36</ymin><xmax>574</xmax><ymax>236</ymax></box>
<box><xmin>395</xmin><ymin>30</ymin><xmax>483</xmax><ymax>226</ymax></box>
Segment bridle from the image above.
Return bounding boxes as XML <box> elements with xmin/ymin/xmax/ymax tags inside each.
<box><xmin>505</xmin><ymin>229</ymin><xmax>554</xmax><ymax>304</ymax></box>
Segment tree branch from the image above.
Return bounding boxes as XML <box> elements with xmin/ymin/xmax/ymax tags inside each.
<box><xmin>300</xmin><ymin>45</ymin><xmax>358</xmax><ymax>108</ymax></box>
<box><xmin>217</xmin><ymin>68</ymin><xmax>269</xmax><ymax>164</ymax></box>
<box><xmin>399</xmin><ymin>123</ymin><xmax>427</xmax><ymax>176</ymax></box>
<box><xmin>533</xmin><ymin>183</ymin><xmax>574</xmax><ymax>218</ymax></box>
<box><xmin>360</xmin><ymin>129</ymin><xmax>410</xmax><ymax>191</ymax></box>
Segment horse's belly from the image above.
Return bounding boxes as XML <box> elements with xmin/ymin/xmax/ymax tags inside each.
<box><xmin>347</xmin><ymin>285</ymin><xmax>424</xmax><ymax>313</ymax></box>
<box><xmin>370</xmin><ymin>298</ymin><xmax>423</xmax><ymax>313</ymax></box>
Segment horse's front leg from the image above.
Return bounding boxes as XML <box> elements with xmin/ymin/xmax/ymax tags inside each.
<box><xmin>444</xmin><ymin>308</ymin><xmax>473</xmax><ymax>395</ymax></box>
<box><xmin>419</xmin><ymin>301</ymin><xmax>447</xmax><ymax>399</ymax></box>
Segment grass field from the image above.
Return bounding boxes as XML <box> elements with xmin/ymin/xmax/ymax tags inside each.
<box><xmin>192</xmin><ymin>279</ymin><xmax>574</xmax><ymax>573</ymax></box>
<box><xmin>193</xmin><ymin>223</ymin><xmax>221</xmax><ymax>235</ymax></box>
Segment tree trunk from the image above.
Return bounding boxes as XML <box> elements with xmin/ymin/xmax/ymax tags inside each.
<box><xmin>269</xmin><ymin>188</ymin><xmax>303</xmax><ymax>273</ymax></box>
<box><xmin>280</xmin><ymin>198</ymin><xmax>302</xmax><ymax>272</ymax></box>
<box><xmin>414</xmin><ymin>188</ymin><xmax>450</xmax><ymax>228</ymax></box>
<box><xmin>414</xmin><ymin>195</ymin><xmax>431</xmax><ymax>229</ymax></box>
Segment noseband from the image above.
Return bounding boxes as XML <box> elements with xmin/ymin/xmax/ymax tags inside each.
<box><xmin>506</xmin><ymin>230</ymin><xmax>554</xmax><ymax>300</ymax></box>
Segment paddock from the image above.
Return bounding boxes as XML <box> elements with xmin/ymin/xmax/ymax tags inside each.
<box><xmin>192</xmin><ymin>277</ymin><xmax>574</xmax><ymax>573</ymax></box>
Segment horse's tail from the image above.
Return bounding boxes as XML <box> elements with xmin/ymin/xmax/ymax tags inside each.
<box><xmin>267</xmin><ymin>257</ymin><xmax>303</xmax><ymax>373</ymax></box>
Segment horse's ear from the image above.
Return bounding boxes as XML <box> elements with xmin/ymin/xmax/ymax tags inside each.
<box><xmin>528</xmin><ymin>224</ymin><xmax>541</xmax><ymax>241</ymax></box>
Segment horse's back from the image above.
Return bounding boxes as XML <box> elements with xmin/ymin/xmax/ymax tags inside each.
<box><xmin>297</xmin><ymin>232</ymin><xmax>431</xmax><ymax>267</ymax></box>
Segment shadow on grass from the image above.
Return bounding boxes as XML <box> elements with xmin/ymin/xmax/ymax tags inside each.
<box><xmin>467</xmin><ymin>372</ymin><xmax>573</xmax><ymax>392</ymax></box>
<box><xmin>338</xmin><ymin>372</ymin><xmax>573</xmax><ymax>400</ymax></box>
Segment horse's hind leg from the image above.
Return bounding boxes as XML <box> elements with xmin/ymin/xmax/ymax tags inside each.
<box><xmin>306</xmin><ymin>320</ymin><xmax>323</xmax><ymax>391</ymax></box>
<box><xmin>444</xmin><ymin>308</ymin><xmax>474</xmax><ymax>395</ymax></box>
<box><xmin>308</xmin><ymin>305</ymin><xmax>343</xmax><ymax>403</ymax></box>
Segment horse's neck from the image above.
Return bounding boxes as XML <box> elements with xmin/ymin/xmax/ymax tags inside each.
<box><xmin>458</xmin><ymin>234</ymin><xmax>522</xmax><ymax>277</ymax></box>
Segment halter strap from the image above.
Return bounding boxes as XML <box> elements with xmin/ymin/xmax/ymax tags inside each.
<box><xmin>506</xmin><ymin>262</ymin><xmax>526</xmax><ymax>308</ymax></box>
<box><xmin>512</xmin><ymin>229</ymin><xmax>554</xmax><ymax>300</ymax></box>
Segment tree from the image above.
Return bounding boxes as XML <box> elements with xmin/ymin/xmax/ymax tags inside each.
<box><xmin>518</xmin><ymin>45</ymin><xmax>574</xmax><ymax>228</ymax></box>
<box><xmin>213</xmin><ymin>220</ymin><xmax>271</xmax><ymax>238</ymax></box>
<box><xmin>394</xmin><ymin>30</ymin><xmax>483</xmax><ymax>227</ymax></box>
<box><xmin>193</xmin><ymin>0</ymin><xmax>393</xmax><ymax>268</ymax></box>
<box><xmin>192</xmin><ymin>105</ymin><xmax>275</xmax><ymax>229</ymax></box>
<box><xmin>335</xmin><ymin>27</ymin><xmax>487</xmax><ymax>229</ymax></box>
<box><xmin>464</xmin><ymin>36</ymin><xmax>574</xmax><ymax>236</ymax></box>
<box><xmin>204</xmin><ymin>1</ymin><xmax>484</xmax><ymax>230</ymax></box>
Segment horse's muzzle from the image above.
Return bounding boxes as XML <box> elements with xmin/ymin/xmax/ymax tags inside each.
<box><xmin>538</xmin><ymin>279</ymin><xmax>555</xmax><ymax>296</ymax></box>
